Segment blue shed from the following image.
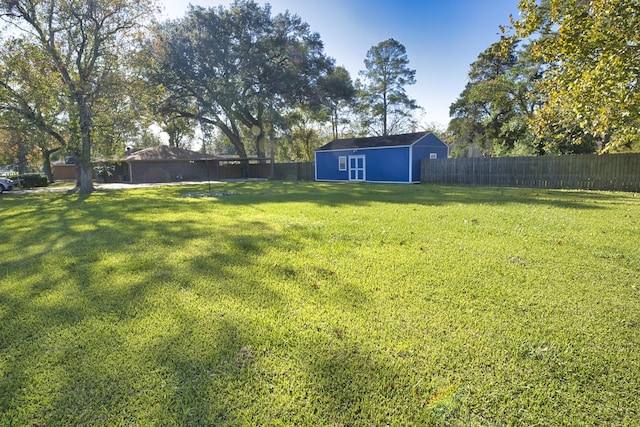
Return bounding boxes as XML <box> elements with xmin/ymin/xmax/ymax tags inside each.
<box><xmin>314</xmin><ymin>132</ymin><xmax>448</xmax><ymax>183</ymax></box>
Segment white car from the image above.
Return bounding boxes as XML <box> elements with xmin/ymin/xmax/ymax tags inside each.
<box><xmin>0</xmin><ymin>177</ymin><xmax>14</xmax><ymax>193</ymax></box>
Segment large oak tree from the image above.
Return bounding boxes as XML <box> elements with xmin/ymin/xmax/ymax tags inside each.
<box><xmin>0</xmin><ymin>0</ymin><xmax>157</xmax><ymax>192</ymax></box>
<box><xmin>149</xmin><ymin>0</ymin><xmax>335</xmax><ymax>159</ymax></box>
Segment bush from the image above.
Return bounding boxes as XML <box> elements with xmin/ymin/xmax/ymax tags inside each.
<box><xmin>10</xmin><ymin>174</ymin><xmax>49</xmax><ymax>188</ymax></box>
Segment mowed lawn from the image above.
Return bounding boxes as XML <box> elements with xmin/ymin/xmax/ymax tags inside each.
<box><xmin>0</xmin><ymin>181</ymin><xmax>638</xmax><ymax>426</ymax></box>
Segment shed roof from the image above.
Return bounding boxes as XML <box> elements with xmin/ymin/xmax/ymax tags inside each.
<box><xmin>122</xmin><ymin>146</ymin><xmax>218</xmax><ymax>162</ymax></box>
<box><xmin>316</xmin><ymin>132</ymin><xmax>431</xmax><ymax>151</ymax></box>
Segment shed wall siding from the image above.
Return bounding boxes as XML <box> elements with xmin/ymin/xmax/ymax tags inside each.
<box><xmin>315</xmin><ymin>133</ymin><xmax>449</xmax><ymax>184</ymax></box>
<box><xmin>411</xmin><ymin>135</ymin><xmax>449</xmax><ymax>182</ymax></box>
<box><xmin>362</xmin><ymin>147</ymin><xmax>410</xmax><ymax>182</ymax></box>
<box><xmin>315</xmin><ymin>147</ymin><xmax>411</xmax><ymax>183</ymax></box>
<box><xmin>315</xmin><ymin>151</ymin><xmax>350</xmax><ymax>181</ymax></box>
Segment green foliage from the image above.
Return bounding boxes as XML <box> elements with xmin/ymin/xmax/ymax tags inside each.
<box><xmin>0</xmin><ymin>0</ymin><xmax>159</xmax><ymax>192</ymax></box>
<box><xmin>163</xmin><ymin>116</ymin><xmax>196</xmax><ymax>150</ymax></box>
<box><xmin>0</xmin><ymin>182</ymin><xmax>638</xmax><ymax>425</ymax></box>
<box><xmin>9</xmin><ymin>173</ymin><xmax>48</xmax><ymax>188</ymax></box>
<box><xmin>279</xmin><ymin>109</ymin><xmax>330</xmax><ymax>161</ymax></box>
<box><xmin>149</xmin><ymin>0</ymin><xmax>335</xmax><ymax>158</ymax></box>
<box><xmin>357</xmin><ymin>38</ymin><xmax>420</xmax><ymax>136</ymax></box>
<box><xmin>0</xmin><ymin>37</ymin><xmax>69</xmax><ymax>169</ymax></box>
<box><xmin>317</xmin><ymin>66</ymin><xmax>356</xmax><ymax>140</ymax></box>
<box><xmin>449</xmin><ymin>38</ymin><xmax>549</xmax><ymax>156</ymax></box>
<box><xmin>512</xmin><ymin>0</ymin><xmax>640</xmax><ymax>152</ymax></box>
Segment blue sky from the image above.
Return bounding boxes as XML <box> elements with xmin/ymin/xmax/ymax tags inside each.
<box><xmin>158</xmin><ymin>0</ymin><xmax>520</xmax><ymax>128</ymax></box>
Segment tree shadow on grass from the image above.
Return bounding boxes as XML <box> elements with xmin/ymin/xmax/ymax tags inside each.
<box><xmin>1</xmin><ymin>183</ymin><xmax>637</xmax><ymax>424</ymax></box>
<box><xmin>0</xmin><ymin>191</ymin><xmax>304</xmax><ymax>425</ymax></box>
<box><xmin>172</xmin><ymin>180</ymin><xmax>633</xmax><ymax>211</ymax></box>
<box><xmin>0</xmin><ymin>188</ymin><xmax>452</xmax><ymax>424</ymax></box>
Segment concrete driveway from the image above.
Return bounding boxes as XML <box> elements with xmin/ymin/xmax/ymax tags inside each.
<box><xmin>6</xmin><ymin>180</ymin><xmax>226</xmax><ymax>194</ymax></box>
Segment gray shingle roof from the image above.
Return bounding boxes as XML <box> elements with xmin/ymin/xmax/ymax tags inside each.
<box><xmin>317</xmin><ymin>132</ymin><xmax>430</xmax><ymax>151</ymax></box>
<box><xmin>122</xmin><ymin>146</ymin><xmax>218</xmax><ymax>162</ymax></box>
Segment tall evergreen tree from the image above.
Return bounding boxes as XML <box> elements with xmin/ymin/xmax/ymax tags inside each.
<box><xmin>318</xmin><ymin>66</ymin><xmax>355</xmax><ymax>140</ymax></box>
<box><xmin>449</xmin><ymin>38</ymin><xmax>538</xmax><ymax>156</ymax></box>
<box><xmin>357</xmin><ymin>38</ymin><xmax>419</xmax><ymax>136</ymax></box>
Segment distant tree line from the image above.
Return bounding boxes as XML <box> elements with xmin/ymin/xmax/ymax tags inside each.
<box><xmin>1</xmin><ymin>0</ymin><xmax>638</xmax><ymax>192</ymax></box>
<box><xmin>0</xmin><ymin>0</ymin><xmax>420</xmax><ymax>192</ymax></box>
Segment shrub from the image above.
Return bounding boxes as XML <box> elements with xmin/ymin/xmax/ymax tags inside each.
<box><xmin>10</xmin><ymin>174</ymin><xmax>49</xmax><ymax>188</ymax></box>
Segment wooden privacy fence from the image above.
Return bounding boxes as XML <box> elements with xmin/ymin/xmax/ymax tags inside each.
<box><xmin>273</xmin><ymin>162</ymin><xmax>315</xmax><ymax>181</ymax></box>
<box><xmin>218</xmin><ymin>160</ymin><xmax>271</xmax><ymax>179</ymax></box>
<box><xmin>421</xmin><ymin>153</ymin><xmax>640</xmax><ymax>192</ymax></box>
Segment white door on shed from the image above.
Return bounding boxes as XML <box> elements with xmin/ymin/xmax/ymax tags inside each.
<box><xmin>348</xmin><ymin>155</ymin><xmax>365</xmax><ymax>181</ymax></box>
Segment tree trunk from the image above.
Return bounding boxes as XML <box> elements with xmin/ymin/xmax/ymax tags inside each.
<box><xmin>72</xmin><ymin>149</ymin><xmax>94</xmax><ymax>192</ymax></box>
<box><xmin>230</xmin><ymin>133</ymin><xmax>248</xmax><ymax>158</ymax></box>
<box><xmin>17</xmin><ymin>143</ymin><xmax>28</xmax><ymax>174</ymax></box>
<box><xmin>76</xmin><ymin>97</ymin><xmax>95</xmax><ymax>193</ymax></box>
<box><xmin>76</xmin><ymin>144</ymin><xmax>95</xmax><ymax>193</ymax></box>
<box><xmin>77</xmin><ymin>160</ymin><xmax>94</xmax><ymax>192</ymax></box>
<box><xmin>208</xmin><ymin>118</ymin><xmax>248</xmax><ymax>158</ymax></box>
<box><xmin>41</xmin><ymin>147</ymin><xmax>60</xmax><ymax>183</ymax></box>
<box><xmin>382</xmin><ymin>92</ymin><xmax>388</xmax><ymax>136</ymax></box>
<box><xmin>255</xmin><ymin>133</ymin><xmax>266</xmax><ymax>160</ymax></box>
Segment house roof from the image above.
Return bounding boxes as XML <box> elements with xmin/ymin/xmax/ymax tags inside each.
<box><xmin>122</xmin><ymin>146</ymin><xmax>218</xmax><ymax>162</ymax></box>
<box><xmin>316</xmin><ymin>132</ymin><xmax>431</xmax><ymax>151</ymax></box>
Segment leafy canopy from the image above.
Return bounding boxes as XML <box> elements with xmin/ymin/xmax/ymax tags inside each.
<box><xmin>148</xmin><ymin>0</ymin><xmax>335</xmax><ymax>158</ymax></box>
<box><xmin>448</xmin><ymin>38</ymin><xmax>531</xmax><ymax>156</ymax></box>
<box><xmin>448</xmin><ymin>37</ymin><xmax>596</xmax><ymax>157</ymax></box>
<box><xmin>0</xmin><ymin>0</ymin><xmax>158</xmax><ymax>192</ymax></box>
<box><xmin>512</xmin><ymin>0</ymin><xmax>640</xmax><ymax>152</ymax></box>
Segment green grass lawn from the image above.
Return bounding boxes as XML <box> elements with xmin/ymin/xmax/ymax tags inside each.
<box><xmin>1</xmin><ymin>181</ymin><xmax>638</xmax><ymax>426</ymax></box>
